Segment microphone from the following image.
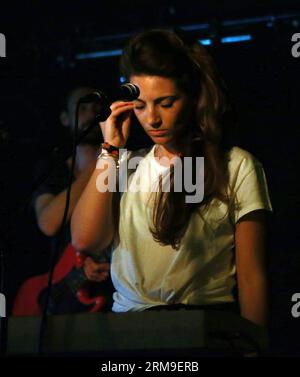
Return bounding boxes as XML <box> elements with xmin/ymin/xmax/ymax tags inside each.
<box><xmin>78</xmin><ymin>83</ymin><xmax>139</xmax><ymax>104</ymax></box>
<box><xmin>74</xmin><ymin>83</ymin><xmax>139</xmax><ymax>144</ymax></box>
<box><xmin>78</xmin><ymin>83</ymin><xmax>139</xmax><ymax>122</ymax></box>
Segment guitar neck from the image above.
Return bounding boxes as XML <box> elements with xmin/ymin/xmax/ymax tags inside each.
<box><xmin>65</xmin><ymin>252</ymin><xmax>108</xmax><ymax>294</ymax></box>
<box><xmin>64</xmin><ymin>267</ymin><xmax>87</xmax><ymax>294</ymax></box>
<box><xmin>49</xmin><ymin>248</ymin><xmax>110</xmax><ymax>304</ymax></box>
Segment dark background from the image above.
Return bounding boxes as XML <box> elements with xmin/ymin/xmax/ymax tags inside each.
<box><xmin>0</xmin><ymin>0</ymin><xmax>300</xmax><ymax>355</ymax></box>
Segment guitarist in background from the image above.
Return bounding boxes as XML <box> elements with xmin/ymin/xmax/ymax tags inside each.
<box><xmin>13</xmin><ymin>86</ymin><xmax>114</xmax><ymax>315</ymax></box>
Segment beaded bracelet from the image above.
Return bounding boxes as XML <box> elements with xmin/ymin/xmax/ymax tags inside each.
<box><xmin>97</xmin><ymin>148</ymin><xmax>120</xmax><ymax>169</ymax></box>
<box><xmin>101</xmin><ymin>142</ymin><xmax>120</xmax><ymax>158</ymax></box>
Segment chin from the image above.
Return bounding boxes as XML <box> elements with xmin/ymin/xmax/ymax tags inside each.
<box><xmin>149</xmin><ymin>136</ymin><xmax>171</xmax><ymax>144</ymax></box>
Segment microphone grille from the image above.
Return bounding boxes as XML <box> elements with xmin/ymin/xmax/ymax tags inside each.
<box><xmin>120</xmin><ymin>83</ymin><xmax>140</xmax><ymax>101</ymax></box>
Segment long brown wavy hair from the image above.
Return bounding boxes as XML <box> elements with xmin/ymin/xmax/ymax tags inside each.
<box><xmin>120</xmin><ymin>29</ymin><xmax>237</xmax><ymax>250</ymax></box>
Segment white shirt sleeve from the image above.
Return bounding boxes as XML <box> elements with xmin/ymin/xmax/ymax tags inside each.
<box><xmin>230</xmin><ymin>148</ymin><xmax>273</xmax><ymax>223</ymax></box>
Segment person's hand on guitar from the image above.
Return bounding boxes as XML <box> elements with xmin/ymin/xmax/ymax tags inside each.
<box><xmin>83</xmin><ymin>257</ymin><xmax>110</xmax><ymax>282</ymax></box>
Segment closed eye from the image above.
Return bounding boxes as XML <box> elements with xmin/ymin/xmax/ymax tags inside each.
<box><xmin>161</xmin><ymin>102</ymin><xmax>174</xmax><ymax>108</ymax></box>
<box><xmin>134</xmin><ymin>98</ymin><xmax>176</xmax><ymax>110</ymax></box>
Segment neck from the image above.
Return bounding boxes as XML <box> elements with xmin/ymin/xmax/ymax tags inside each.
<box><xmin>155</xmin><ymin>144</ymin><xmax>182</xmax><ymax>159</ymax></box>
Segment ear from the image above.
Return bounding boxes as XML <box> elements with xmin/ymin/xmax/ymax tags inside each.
<box><xmin>60</xmin><ymin>111</ymin><xmax>71</xmax><ymax>127</ymax></box>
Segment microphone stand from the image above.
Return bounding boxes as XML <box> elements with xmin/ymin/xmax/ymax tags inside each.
<box><xmin>37</xmin><ymin>102</ymin><xmax>110</xmax><ymax>355</ymax></box>
<box><xmin>0</xmin><ymin>105</ymin><xmax>108</xmax><ymax>356</ymax></box>
<box><xmin>2</xmin><ymin>85</ymin><xmax>137</xmax><ymax>355</ymax></box>
<box><xmin>0</xmin><ymin>131</ymin><xmax>78</xmax><ymax>356</ymax></box>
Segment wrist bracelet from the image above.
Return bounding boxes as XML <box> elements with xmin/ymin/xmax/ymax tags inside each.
<box><xmin>97</xmin><ymin>149</ymin><xmax>120</xmax><ymax>169</ymax></box>
<box><xmin>101</xmin><ymin>142</ymin><xmax>120</xmax><ymax>158</ymax></box>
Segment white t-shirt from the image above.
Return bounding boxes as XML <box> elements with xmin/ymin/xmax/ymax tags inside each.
<box><xmin>111</xmin><ymin>145</ymin><xmax>273</xmax><ymax>312</ymax></box>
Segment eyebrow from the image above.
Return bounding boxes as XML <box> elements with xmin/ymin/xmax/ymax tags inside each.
<box><xmin>135</xmin><ymin>95</ymin><xmax>178</xmax><ymax>104</ymax></box>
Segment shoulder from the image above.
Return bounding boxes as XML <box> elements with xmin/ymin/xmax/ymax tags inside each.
<box><xmin>33</xmin><ymin>156</ymin><xmax>70</xmax><ymax>201</ymax></box>
<box><xmin>226</xmin><ymin>146</ymin><xmax>263</xmax><ymax>183</ymax></box>
<box><xmin>225</xmin><ymin>146</ymin><xmax>273</xmax><ymax>221</ymax></box>
<box><xmin>227</xmin><ymin>146</ymin><xmax>262</xmax><ymax>172</ymax></box>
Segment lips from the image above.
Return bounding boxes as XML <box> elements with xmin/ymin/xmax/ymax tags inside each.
<box><xmin>148</xmin><ymin>130</ymin><xmax>168</xmax><ymax>136</ymax></box>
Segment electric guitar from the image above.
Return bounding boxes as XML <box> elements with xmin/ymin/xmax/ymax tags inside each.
<box><xmin>12</xmin><ymin>243</ymin><xmax>112</xmax><ymax>316</ymax></box>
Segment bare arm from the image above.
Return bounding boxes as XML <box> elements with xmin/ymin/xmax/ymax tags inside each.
<box><xmin>235</xmin><ymin>210</ymin><xmax>269</xmax><ymax>327</ymax></box>
<box><xmin>71</xmin><ymin>101</ymin><xmax>134</xmax><ymax>254</ymax></box>
<box><xmin>71</xmin><ymin>160</ymin><xmax>118</xmax><ymax>253</ymax></box>
<box><xmin>34</xmin><ymin>170</ymin><xmax>93</xmax><ymax>236</ymax></box>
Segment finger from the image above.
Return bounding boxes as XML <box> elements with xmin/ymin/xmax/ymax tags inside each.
<box><xmin>110</xmin><ymin>101</ymin><xmax>134</xmax><ymax>111</ymax></box>
<box><xmin>109</xmin><ymin>103</ymin><xmax>135</xmax><ymax>120</ymax></box>
<box><xmin>99</xmin><ymin>271</ymin><xmax>109</xmax><ymax>280</ymax></box>
<box><xmin>119</xmin><ymin>109</ymin><xmax>133</xmax><ymax>134</ymax></box>
<box><xmin>96</xmin><ymin>262</ymin><xmax>111</xmax><ymax>270</ymax></box>
<box><xmin>99</xmin><ymin>102</ymin><xmax>134</xmax><ymax>130</ymax></box>
<box><xmin>84</xmin><ymin>268</ymin><xmax>102</xmax><ymax>282</ymax></box>
<box><xmin>86</xmin><ymin>260</ymin><xmax>110</xmax><ymax>270</ymax></box>
<box><xmin>83</xmin><ymin>257</ymin><xmax>93</xmax><ymax>268</ymax></box>
<box><xmin>89</xmin><ymin>271</ymin><xmax>109</xmax><ymax>282</ymax></box>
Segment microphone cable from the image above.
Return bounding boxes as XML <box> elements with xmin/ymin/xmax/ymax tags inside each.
<box><xmin>37</xmin><ymin>100</ymin><xmax>85</xmax><ymax>354</ymax></box>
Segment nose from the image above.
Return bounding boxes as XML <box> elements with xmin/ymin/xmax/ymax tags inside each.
<box><xmin>146</xmin><ymin>106</ymin><xmax>161</xmax><ymax>128</ymax></box>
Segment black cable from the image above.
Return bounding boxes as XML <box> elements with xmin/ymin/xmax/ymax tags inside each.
<box><xmin>37</xmin><ymin>101</ymin><xmax>80</xmax><ymax>354</ymax></box>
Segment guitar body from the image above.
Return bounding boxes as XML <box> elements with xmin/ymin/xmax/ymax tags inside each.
<box><xmin>12</xmin><ymin>244</ymin><xmax>108</xmax><ymax>316</ymax></box>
